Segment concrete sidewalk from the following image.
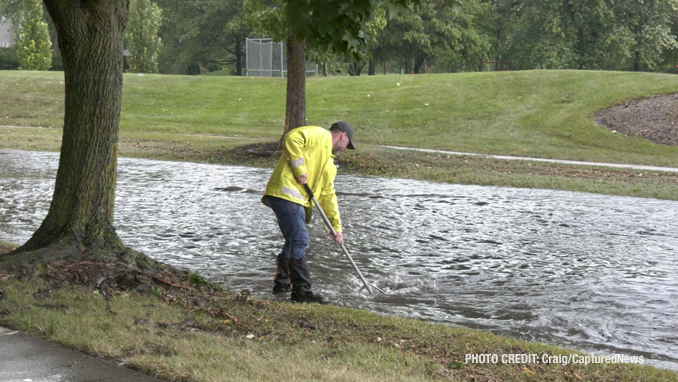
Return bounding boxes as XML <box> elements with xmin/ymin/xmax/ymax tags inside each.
<box><xmin>383</xmin><ymin>145</ymin><xmax>678</xmax><ymax>173</ymax></box>
<box><xmin>0</xmin><ymin>326</ymin><xmax>165</xmax><ymax>382</ymax></box>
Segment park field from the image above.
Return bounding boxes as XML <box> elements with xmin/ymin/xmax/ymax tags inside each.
<box><xmin>1</xmin><ymin>70</ymin><xmax>678</xmax><ymax>199</ymax></box>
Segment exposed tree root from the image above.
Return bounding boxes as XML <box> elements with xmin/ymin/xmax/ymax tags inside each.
<box><xmin>0</xmin><ymin>240</ymin><xmax>168</xmax><ymax>274</ymax></box>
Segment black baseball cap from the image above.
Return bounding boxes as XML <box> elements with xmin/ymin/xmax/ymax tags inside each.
<box><xmin>330</xmin><ymin>121</ymin><xmax>356</xmax><ymax>150</ymax></box>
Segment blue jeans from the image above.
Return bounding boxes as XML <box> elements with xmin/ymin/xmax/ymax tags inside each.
<box><xmin>264</xmin><ymin>196</ymin><xmax>309</xmax><ymax>260</ymax></box>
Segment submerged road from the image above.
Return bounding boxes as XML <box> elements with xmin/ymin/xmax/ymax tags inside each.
<box><xmin>1</xmin><ymin>149</ymin><xmax>677</xmax><ymax>371</ymax></box>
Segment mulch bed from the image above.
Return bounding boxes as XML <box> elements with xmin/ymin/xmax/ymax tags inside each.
<box><xmin>595</xmin><ymin>93</ymin><xmax>678</xmax><ymax>146</ymax></box>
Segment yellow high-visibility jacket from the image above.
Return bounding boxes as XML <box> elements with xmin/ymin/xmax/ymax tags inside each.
<box><xmin>262</xmin><ymin>126</ymin><xmax>342</xmax><ymax>232</ymax></box>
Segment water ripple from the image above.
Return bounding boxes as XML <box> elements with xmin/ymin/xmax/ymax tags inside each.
<box><xmin>0</xmin><ymin>149</ymin><xmax>677</xmax><ymax>371</ymax></box>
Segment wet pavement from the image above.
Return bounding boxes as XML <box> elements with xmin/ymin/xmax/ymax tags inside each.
<box><xmin>0</xmin><ymin>325</ymin><xmax>164</xmax><ymax>382</ymax></box>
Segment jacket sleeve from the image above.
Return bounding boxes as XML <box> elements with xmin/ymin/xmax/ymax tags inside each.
<box><xmin>283</xmin><ymin>129</ymin><xmax>308</xmax><ymax>178</ymax></box>
<box><xmin>318</xmin><ymin>163</ymin><xmax>342</xmax><ymax>233</ymax></box>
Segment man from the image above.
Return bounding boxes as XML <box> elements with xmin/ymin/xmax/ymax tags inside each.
<box><xmin>262</xmin><ymin>121</ymin><xmax>355</xmax><ymax>304</ymax></box>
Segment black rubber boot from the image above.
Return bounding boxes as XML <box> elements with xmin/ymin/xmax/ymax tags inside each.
<box><xmin>272</xmin><ymin>253</ymin><xmax>291</xmax><ymax>294</ymax></box>
<box><xmin>288</xmin><ymin>258</ymin><xmax>329</xmax><ymax>304</ymax></box>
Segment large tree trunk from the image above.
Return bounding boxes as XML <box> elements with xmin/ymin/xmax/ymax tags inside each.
<box><xmin>284</xmin><ymin>35</ymin><xmax>306</xmax><ymax>134</ymax></box>
<box><xmin>4</xmin><ymin>0</ymin><xmax>151</xmax><ymax>269</ymax></box>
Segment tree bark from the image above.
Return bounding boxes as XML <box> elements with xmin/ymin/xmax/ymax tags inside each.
<box><xmin>284</xmin><ymin>35</ymin><xmax>306</xmax><ymax>134</ymax></box>
<box><xmin>414</xmin><ymin>54</ymin><xmax>426</xmax><ymax>74</ymax></box>
<box><xmin>368</xmin><ymin>59</ymin><xmax>376</xmax><ymax>75</ymax></box>
<box><xmin>235</xmin><ymin>39</ymin><xmax>242</xmax><ymax>76</ymax></box>
<box><xmin>4</xmin><ymin>0</ymin><xmax>152</xmax><ymax>268</ymax></box>
<box><xmin>348</xmin><ymin>62</ymin><xmax>363</xmax><ymax>76</ymax></box>
<box><xmin>406</xmin><ymin>55</ymin><xmax>414</xmax><ymax>74</ymax></box>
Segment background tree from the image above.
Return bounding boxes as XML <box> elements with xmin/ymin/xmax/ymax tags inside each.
<box><xmin>246</xmin><ymin>0</ymin><xmax>432</xmax><ymax>133</ymax></box>
<box><xmin>496</xmin><ymin>0</ymin><xmax>678</xmax><ymax>71</ymax></box>
<box><xmin>244</xmin><ymin>0</ymin><xmax>305</xmax><ymax>132</ymax></box>
<box><xmin>346</xmin><ymin>8</ymin><xmax>388</xmax><ymax>76</ymax></box>
<box><xmin>154</xmin><ymin>0</ymin><xmax>251</xmax><ymax>75</ymax></box>
<box><xmin>126</xmin><ymin>0</ymin><xmax>163</xmax><ymax>73</ymax></box>
<box><xmin>4</xmin><ymin>0</ymin><xmax>153</xmax><ymax>269</ymax></box>
<box><xmin>377</xmin><ymin>0</ymin><xmax>492</xmax><ymax>74</ymax></box>
<box><xmin>14</xmin><ymin>0</ymin><xmax>51</xmax><ymax>70</ymax></box>
<box><xmin>432</xmin><ymin>0</ymin><xmax>495</xmax><ymax>72</ymax></box>
<box><xmin>378</xmin><ymin>2</ymin><xmax>432</xmax><ymax>74</ymax></box>
<box><xmin>614</xmin><ymin>0</ymin><xmax>678</xmax><ymax>71</ymax></box>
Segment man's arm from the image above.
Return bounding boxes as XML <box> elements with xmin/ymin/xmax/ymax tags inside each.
<box><xmin>318</xmin><ymin>165</ymin><xmax>343</xmax><ymax>244</ymax></box>
<box><xmin>283</xmin><ymin>129</ymin><xmax>308</xmax><ymax>183</ymax></box>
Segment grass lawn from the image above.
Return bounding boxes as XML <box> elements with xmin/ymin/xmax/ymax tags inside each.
<box><xmin>1</xmin><ymin>70</ymin><xmax>678</xmax><ymax>202</ymax></box>
<box><xmin>0</xmin><ymin>249</ymin><xmax>675</xmax><ymax>382</ymax></box>
<box><xmin>2</xmin><ymin>69</ymin><xmax>678</xmax><ymax>166</ymax></box>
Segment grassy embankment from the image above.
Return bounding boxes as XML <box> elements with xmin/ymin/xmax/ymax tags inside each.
<box><xmin>1</xmin><ymin>244</ymin><xmax>676</xmax><ymax>382</ymax></box>
<box><xmin>1</xmin><ymin>70</ymin><xmax>678</xmax><ymax>199</ymax></box>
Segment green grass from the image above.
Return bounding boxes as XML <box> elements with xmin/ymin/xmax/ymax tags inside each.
<box><xmin>2</xmin><ymin>126</ymin><xmax>678</xmax><ymax>200</ymax></box>
<box><xmin>2</xmin><ymin>70</ymin><xmax>678</xmax><ymax>200</ymax></box>
<box><xmin>2</xmin><ymin>70</ymin><xmax>678</xmax><ymax>166</ymax></box>
<box><xmin>1</xmin><ymin>272</ymin><xmax>675</xmax><ymax>382</ymax></box>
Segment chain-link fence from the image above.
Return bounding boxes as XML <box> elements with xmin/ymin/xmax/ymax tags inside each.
<box><xmin>245</xmin><ymin>38</ymin><xmax>317</xmax><ymax>77</ymax></box>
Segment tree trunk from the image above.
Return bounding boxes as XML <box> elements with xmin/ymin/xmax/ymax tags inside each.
<box><xmin>413</xmin><ymin>60</ymin><xmax>422</xmax><ymax>74</ymax></box>
<box><xmin>235</xmin><ymin>39</ymin><xmax>242</xmax><ymax>76</ymax></box>
<box><xmin>284</xmin><ymin>35</ymin><xmax>306</xmax><ymax>134</ymax></box>
<box><xmin>368</xmin><ymin>59</ymin><xmax>376</xmax><ymax>75</ymax></box>
<box><xmin>348</xmin><ymin>62</ymin><xmax>363</xmax><ymax>76</ymax></box>
<box><xmin>4</xmin><ymin>0</ymin><xmax>152</xmax><ymax>268</ymax></box>
<box><xmin>414</xmin><ymin>54</ymin><xmax>426</xmax><ymax>74</ymax></box>
<box><xmin>406</xmin><ymin>55</ymin><xmax>414</xmax><ymax>74</ymax></box>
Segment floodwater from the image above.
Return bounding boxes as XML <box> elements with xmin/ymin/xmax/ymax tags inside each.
<box><xmin>1</xmin><ymin>149</ymin><xmax>676</xmax><ymax>371</ymax></box>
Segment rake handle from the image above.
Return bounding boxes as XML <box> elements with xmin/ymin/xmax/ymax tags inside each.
<box><xmin>303</xmin><ymin>183</ymin><xmax>374</xmax><ymax>295</ymax></box>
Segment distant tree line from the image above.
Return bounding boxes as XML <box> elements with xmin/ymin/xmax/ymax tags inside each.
<box><xmin>1</xmin><ymin>0</ymin><xmax>678</xmax><ymax>73</ymax></box>
<box><xmin>153</xmin><ymin>0</ymin><xmax>678</xmax><ymax>75</ymax></box>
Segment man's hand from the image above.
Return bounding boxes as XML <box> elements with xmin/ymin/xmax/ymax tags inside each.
<box><xmin>330</xmin><ymin>232</ymin><xmax>344</xmax><ymax>245</ymax></box>
<box><xmin>296</xmin><ymin>173</ymin><xmax>308</xmax><ymax>184</ymax></box>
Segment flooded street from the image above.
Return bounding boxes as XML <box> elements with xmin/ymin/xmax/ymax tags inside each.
<box><xmin>1</xmin><ymin>149</ymin><xmax>677</xmax><ymax>371</ymax></box>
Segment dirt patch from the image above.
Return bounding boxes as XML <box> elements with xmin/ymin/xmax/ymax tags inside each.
<box><xmin>229</xmin><ymin>141</ymin><xmax>280</xmax><ymax>157</ymax></box>
<box><xmin>595</xmin><ymin>93</ymin><xmax>678</xmax><ymax>146</ymax></box>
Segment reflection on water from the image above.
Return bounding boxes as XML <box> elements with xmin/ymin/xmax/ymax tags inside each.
<box><xmin>1</xmin><ymin>149</ymin><xmax>677</xmax><ymax>371</ymax></box>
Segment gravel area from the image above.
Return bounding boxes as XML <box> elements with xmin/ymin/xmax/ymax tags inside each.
<box><xmin>595</xmin><ymin>93</ymin><xmax>678</xmax><ymax>146</ymax></box>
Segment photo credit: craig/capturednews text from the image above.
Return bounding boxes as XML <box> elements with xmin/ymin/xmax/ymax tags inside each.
<box><xmin>465</xmin><ymin>353</ymin><xmax>644</xmax><ymax>366</ymax></box>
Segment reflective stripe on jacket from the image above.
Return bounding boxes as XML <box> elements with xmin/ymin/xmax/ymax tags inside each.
<box><xmin>262</xmin><ymin>126</ymin><xmax>342</xmax><ymax>232</ymax></box>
